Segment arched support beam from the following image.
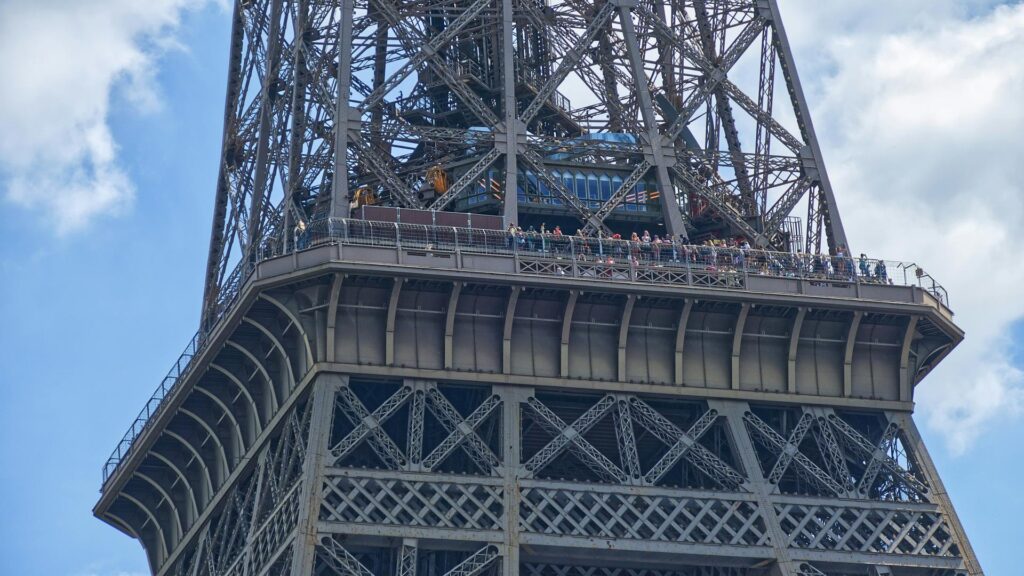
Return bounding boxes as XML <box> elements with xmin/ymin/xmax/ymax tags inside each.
<box><xmin>242</xmin><ymin>316</ymin><xmax>297</xmax><ymax>394</ymax></box>
<box><xmin>226</xmin><ymin>340</ymin><xmax>280</xmax><ymax>415</ymax></box>
<box><xmin>106</xmin><ymin>510</ymin><xmax>140</xmax><ymax>539</ymax></box>
<box><xmin>617</xmin><ymin>295</ymin><xmax>636</xmax><ymax>382</ymax></box>
<box><xmin>210</xmin><ymin>363</ymin><xmax>263</xmax><ymax>442</ymax></box>
<box><xmin>386</xmin><ymin>278</ymin><xmax>404</xmax><ymax>366</ymax></box>
<box><xmin>179</xmin><ymin>407</ymin><xmax>231</xmax><ymax>487</ymax></box>
<box><xmin>560</xmin><ymin>290</ymin><xmax>579</xmax><ymax>378</ymax></box>
<box><xmin>164</xmin><ymin>429</ymin><xmax>214</xmax><ymax>507</ymax></box>
<box><xmin>135</xmin><ymin>471</ymin><xmax>185</xmax><ymax>544</ymax></box>
<box><xmin>787</xmin><ymin>307</ymin><xmax>807</xmax><ymax>393</ymax></box>
<box><xmin>674</xmin><ymin>300</ymin><xmax>693</xmax><ymax>385</ymax></box>
<box><xmin>843</xmin><ymin>311</ymin><xmax>863</xmax><ymax>397</ymax></box>
<box><xmin>194</xmin><ymin>385</ymin><xmax>246</xmax><ymax>459</ymax></box>
<box><xmin>121</xmin><ymin>492</ymin><xmax>169</xmax><ymax>567</ymax></box>
<box><xmin>502</xmin><ymin>286</ymin><xmax>520</xmax><ymax>375</ymax></box>
<box><xmin>259</xmin><ymin>293</ymin><xmax>316</xmax><ymax>368</ymax></box>
<box><xmin>899</xmin><ymin>315</ymin><xmax>920</xmax><ymax>402</ymax></box>
<box><xmin>150</xmin><ymin>449</ymin><xmax>199</xmax><ymax>525</ymax></box>
<box><xmin>326</xmin><ymin>273</ymin><xmax>344</xmax><ymax>363</ymax></box>
<box><xmin>444</xmin><ymin>282</ymin><xmax>462</xmax><ymax>369</ymax></box>
<box><xmin>731</xmin><ymin>303</ymin><xmax>751</xmax><ymax>389</ymax></box>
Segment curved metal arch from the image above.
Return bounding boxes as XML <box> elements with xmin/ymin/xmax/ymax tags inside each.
<box><xmin>211</xmin><ymin>362</ymin><xmax>264</xmax><ymax>439</ymax></box>
<box><xmin>134</xmin><ymin>471</ymin><xmax>185</xmax><ymax>543</ymax></box>
<box><xmin>241</xmin><ymin>316</ymin><xmax>297</xmax><ymax>392</ymax></box>
<box><xmin>106</xmin><ymin>510</ymin><xmax>140</xmax><ymax>539</ymax></box>
<box><xmin>164</xmin><ymin>429</ymin><xmax>215</xmax><ymax>503</ymax></box>
<box><xmin>226</xmin><ymin>339</ymin><xmax>280</xmax><ymax>414</ymax></box>
<box><xmin>149</xmin><ymin>449</ymin><xmax>200</xmax><ymax>523</ymax></box>
<box><xmin>194</xmin><ymin>385</ymin><xmax>246</xmax><ymax>460</ymax></box>
<box><xmin>179</xmin><ymin>407</ymin><xmax>232</xmax><ymax>485</ymax></box>
<box><xmin>121</xmin><ymin>492</ymin><xmax>169</xmax><ymax>565</ymax></box>
<box><xmin>259</xmin><ymin>293</ymin><xmax>315</xmax><ymax>367</ymax></box>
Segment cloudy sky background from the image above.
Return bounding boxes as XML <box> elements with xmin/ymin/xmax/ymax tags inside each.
<box><xmin>1</xmin><ymin>0</ymin><xmax>1021</xmax><ymax>574</ymax></box>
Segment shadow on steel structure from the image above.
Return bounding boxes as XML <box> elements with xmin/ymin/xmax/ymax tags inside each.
<box><xmin>93</xmin><ymin>1</ymin><xmax>983</xmax><ymax>576</ymax></box>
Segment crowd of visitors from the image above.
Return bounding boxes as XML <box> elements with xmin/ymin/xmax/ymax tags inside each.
<box><xmin>498</xmin><ymin>222</ymin><xmax>893</xmax><ymax>284</ymax></box>
<box><xmin>290</xmin><ymin>217</ymin><xmax>898</xmax><ymax>285</ymax></box>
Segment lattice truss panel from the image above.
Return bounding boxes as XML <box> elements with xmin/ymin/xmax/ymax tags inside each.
<box><xmin>139</xmin><ymin>377</ymin><xmax>973</xmax><ymax>576</ymax></box>
<box><xmin>311</xmin><ymin>382</ymin><xmax>966</xmax><ymax>567</ymax></box>
<box><xmin>741</xmin><ymin>406</ymin><xmax>931</xmax><ymax>502</ymax></box>
<box><xmin>167</xmin><ymin>399</ymin><xmax>312</xmax><ymax>576</ymax></box>
<box><xmin>202</xmin><ymin>0</ymin><xmax>850</xmax><ymax>319</ymax></box>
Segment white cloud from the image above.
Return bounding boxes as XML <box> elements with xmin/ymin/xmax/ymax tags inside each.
<box><xmin>0</xmin><ymin>0</ymin><xmax>211</xmax><ymax>234</ymax></box>
<box><xmin>779</xmin><ymin>1</ymin><xmax>1024</xmax><ymax>452</ymax></box>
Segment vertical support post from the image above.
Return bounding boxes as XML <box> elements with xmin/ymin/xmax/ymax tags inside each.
<box><xmin>560</xmin><ymin>291</ymin><xmax>579</xmax><ymax>378</ymax></box>
<box><xmin>500</xmin><ymin>0</ymin><xmax>518</xmax><ymax>227</ymax></box>
<box><xmin>616</xmin><ymin>1</ymin><xmax>687</xmax><ymax>238</ymax></box>
<box><xmin>899</xmin><ymin>315</ymin><xmax>919</xmax><ymax>401</ymax></box>
<box><xmin>788</xmin><ymin>307</ymin><xmax>806</xmax><ymax>393</ymax></box>
<box><xmin>498</xmin><ymin>385</ymin><xmax>530</xmax><ymax>576</ymax></box>
<box><xmin>386</xmin><ymin>278</ymin><xmax>404</xmax><ymax>366</ymax></box>
<box><xmin>444</xmin><ymin>282</ymin><xmax>462</xmax><ymax>369</ymax></box>
<box><xmin>331</xmin><ymin>0</ymin><xmax>355</xmax><ymax>218</ymax></box>
<box><xmin>674</xmin><ymin>300</ymin><xmax>693</xmax><ymax>385</ymax></box>
<box><xmin>893</xmin><ymin>413</ymin><xmax>984</xmax><ymax>576</ymax></box>
<box><xmin>764</xmin><ymin>0</ymin><xmax>848</xmax><ymax>251</ymax></box>
<box><xmin>503</xmin><ymin>286</ymin><xmax>521</xmax><ymax>374</ymax></box>
<box><xmin>710</xmin><ymin>399</ymin><xmax>798</xmax><ymax>576</ymax></box>
<box><xmin>843</xmin><ymin>311</ymin><xmax>862</xmax><ymax>397</ymax></box>
<box><xmin>618</xmin><ymin>295</ymin><xmax>636</xmax><ymax>382</ymax></box>
<box><xmin>246</xmin><ymin>0</ymin><xmax>286</xmax><ymax>251</ymax></box>
<box><xmin>731</xmin><ymin>303</ymin><xmax>750</xmax><ymax>389</ymax></box>
<box><xmin>397</xmin><ymin>538</ymin><xmax>419</xmax><ymax>576</ymax></box>
<box><xmin>291</xmin><ymin>374</ymin><xmax>345</xmax><ymax>574</ymax></box>
<box><xmin>283</xmin><ymin>0</ymin><xmax>310</xmax><ymax>253</ymax></box>
<box><xmin>326</xmin><ymin>273</ymin><xmax>343</xmax><ymax>363</ymax></box>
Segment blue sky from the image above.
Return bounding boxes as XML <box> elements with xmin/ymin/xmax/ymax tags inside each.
<box><xmin>1</xmin><ymin>1</ymin><xmax>1023</xmax><ymax>575</ymax></box>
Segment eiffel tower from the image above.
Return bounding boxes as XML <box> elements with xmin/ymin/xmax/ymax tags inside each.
<box><xmin>94</xmin><ymin>0</ymin><xmax>983</xmax><ymax>575</ymax></box>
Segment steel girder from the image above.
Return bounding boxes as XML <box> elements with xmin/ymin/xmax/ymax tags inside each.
<box><xmin>201</xmin><ymin>0</ymin><xmax>854</xmax><ymax>328</ymax></box>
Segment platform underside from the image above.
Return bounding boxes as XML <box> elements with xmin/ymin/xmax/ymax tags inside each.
<box><xmin>95</xmin><ymin>254</ymin><xmax>977</xmax><ymax>576</ymax></box>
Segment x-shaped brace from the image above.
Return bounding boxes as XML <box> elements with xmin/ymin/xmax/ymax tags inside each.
<box><xmin>422</xmin><ymin>389</ymin><xmax>502</xmax><ymax>473</ymax></box>
<box><xmin>744</xmin><ymin>411</ymin><xmax>845</xmax><ymax>496</ymax></box>
<box><xmin>329</xmin><ymin>386</ymin><xmax>412</xmax><ymax>468</ymax></box>
<box><xmin>827</xmin><ymin>416</ymin><xmax>930</xmax><ymax>499</ymax></box>
<box><xmin>524</xmin><ymin>395</ymin><xmax>627</xmax><ymax>483</ymax></box>
<box><xmin>627</xmin><ymin>398</ymin><xmax>746</xmax><ymax>490</ymax></box>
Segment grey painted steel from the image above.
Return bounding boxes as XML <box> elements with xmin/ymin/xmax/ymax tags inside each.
<box><xmin>197</xmin><ymin>0</ymin><xmax>865</xmax><ymax>326</ymax></box>
<box><xmin>98</xmin><ymin>1</ymin><xmax>982</xmax><ymax>575</ymax></box>
<box><xmin>96</xmin><ymin>258</ymin><xmax>981</xmax><ymax>576</ymax></box>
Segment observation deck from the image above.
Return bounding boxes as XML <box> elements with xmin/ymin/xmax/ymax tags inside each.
<box><xmin>95</xmin><ymin>218</ymin><xmax>966</xmax><ymax>575</ymax></box>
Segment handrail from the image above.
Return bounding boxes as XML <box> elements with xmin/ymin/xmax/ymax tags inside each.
<box><xmin>101</xmin><ymin>216</ymin><xmax>950</xmax><ymax>489</ymax></box>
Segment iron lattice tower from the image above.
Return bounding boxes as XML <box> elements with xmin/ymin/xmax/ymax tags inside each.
<box><xmin>94</xmin><ymin>1</ymin><xmax>983</xmax><ymax>576</ymax></box>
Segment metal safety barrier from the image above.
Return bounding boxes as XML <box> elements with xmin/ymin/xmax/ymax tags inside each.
<box><xmin>102</xmin><ymin>217</ymin><xmax>948</xmax><ymax>488</ymax></box>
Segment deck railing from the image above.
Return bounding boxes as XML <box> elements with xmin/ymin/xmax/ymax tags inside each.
<box><xmin>101</xmin><ymin>217</ymin><xmax>948</xmax><ymax>488</ymax></box>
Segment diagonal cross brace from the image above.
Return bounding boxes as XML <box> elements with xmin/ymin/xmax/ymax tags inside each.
<box><xmin>358</xmin><ymin>0</ymin><xmax>494</xmax><ymax>114</ymax></box>
<box><xmin>422</xmin><ymin>389</ymin><xmax>502</xmax><ymax>473</ymax></box>
<box><xmin>524</xmin><ymin>395</ymin><xmax>627</xmax><ymax>483</ymax></box>
<box><xmin>316</xmin><ymin>538</ymin><xmax>377</xmax><ymax>576</ymax></box>
<box><xmin>444</xmin><ymin>545</ymin><xmax>500</xmax><ymax>576</ymax></box>
<box><xmin>518</xmin><ymin>2</ymin><xmax>617</xmax><ymax>125</ymax></box>
<box><xmin>827</xmin><ymin>416</ymin><xmax>930</xmax><ymax>499</ymax></box>
<box><xmin>429</xmin><ymin>148</ymin><xmax>503</xmax><ymax>211</ymax></box>
<box><xmin>330</xmin><ymin>385</ymin><xmax>411</xmax><ymax>468</ymax></box>
<box><xmin>743</xmin><ymin>411</ymin><xmax>845</xmax><ymax>496</ymax></box>
<box><xmin>627</xmin><ymin>398</ymin><xmax>746</xmax><ymax>490</ymax></box>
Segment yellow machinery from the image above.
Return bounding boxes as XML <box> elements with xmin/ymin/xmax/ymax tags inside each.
<box><xmin>426</xmin><ymin>165</ymin><xmax>449</xmax><ymax>196</ymax></box>
<box><xmin>351</xmin><ymin>186</ymin><xmax>378</xmax><ymax>209</ymax></box>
